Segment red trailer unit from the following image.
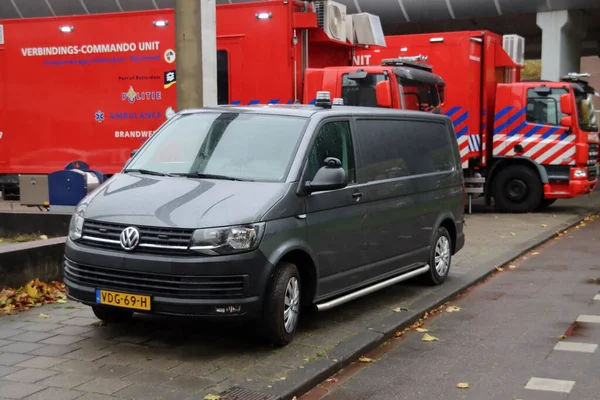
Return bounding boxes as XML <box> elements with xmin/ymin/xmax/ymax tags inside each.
<box><xmin>4</xmin><ymin>1</ymin><xmax>444</xmax><ymax>206</ymax></box>
<box><xmin>353</xmin><ymin>31</ymin><xmax>599</xmax><ymax>213</ymax></box>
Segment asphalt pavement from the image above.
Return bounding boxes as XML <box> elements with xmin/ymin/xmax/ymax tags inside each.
<box><xmin>300</xmin><ymin>212</ymin><xmax>600</xmax><ymax>400</ymax></box>
<box><xmin>0</xmin><ymin>195</ymin><xmax>600</xmax><ymax>400</ymax></box>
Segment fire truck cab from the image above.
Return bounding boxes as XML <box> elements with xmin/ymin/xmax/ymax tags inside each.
<box><xmin>304</xmin><ymin>58</ymin><xmax>445</xmax><ymax>113</ymax></box>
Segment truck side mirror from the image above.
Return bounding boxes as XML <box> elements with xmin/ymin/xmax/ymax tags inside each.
<box><xmin>305</xmin><ymin>157</ymin><xmax>348</xmax><ymax>194</ymax></box>
<box><xmin>376</xmin><ymin>81</ymin><xmax>392</xmax><ymax>108</ymax></box>
<box><xmin>560</xmin><ymin>94</ymin><xmax>572</xmax><ymax>115</ymax></box>
<box><xmin>560</xmin><ymin>116</ymin><xmax>573</xmax><ymax>128</ymax></box>
<box><xmin>437</xmin><ymin>84</ymin><xmax>445</xmax><ymax>105</ymax></box>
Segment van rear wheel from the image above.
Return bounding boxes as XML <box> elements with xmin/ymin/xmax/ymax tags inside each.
<box><xmin>422</xmin><ymin>226</ymin><xmax>452</xmax><ymax>285</ymax></box>
<box><xmin>492</xmin><ymin>165</ymin><xmax>542</xmax><ymax>213</ymax></box>
<box><xmin>261</xmin><ymin>262</ymin><xmax>301</xmax><ymax>347</ymax></box>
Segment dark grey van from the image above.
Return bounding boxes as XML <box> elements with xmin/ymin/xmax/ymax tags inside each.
<box><xmin>64</xmin><ymin>100</ymin><xmax>465</xmax><ymax>346</ymax></box>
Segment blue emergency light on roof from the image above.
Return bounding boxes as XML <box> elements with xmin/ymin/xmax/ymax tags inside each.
<box><xmin>256</xmin><ymin>12</ymin><xmax>272</xmax><ymax>20</ymax></box>
<box><xmin>59</xmin><ymin>26</ymin><xmax>73</xmax><ymax>33</ymax></box>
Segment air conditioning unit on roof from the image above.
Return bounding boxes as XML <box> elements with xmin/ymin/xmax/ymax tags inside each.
<box><xmin>502</xmin><ymin>34</ymin><xmax>525</xmax><ymax>66</ymax></box>
<box><xmin>314</xmin><ymin>0</ymin><xmax>347</xmax><ymax>43</ymax></box>
<box><xmin>352</xmin><ymin>12</ymin><xmax>386</xmax><ymax>47</ymax></box>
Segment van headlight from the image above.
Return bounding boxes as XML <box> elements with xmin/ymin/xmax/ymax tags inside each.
<box><xmin>189</xmin><ymin>223</ymin><xmax>265</xmax><ymax>255</ymax></box>
<box><xmin>68</xmin><ymin>204</ymin><xmax>87</xmax><ymax>241</ymax></box>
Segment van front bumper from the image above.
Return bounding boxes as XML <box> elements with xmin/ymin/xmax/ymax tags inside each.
<box><xmin>63</xmin><ymin>238</ymin><xmax>274</xmax><ymax>320</ymax></box>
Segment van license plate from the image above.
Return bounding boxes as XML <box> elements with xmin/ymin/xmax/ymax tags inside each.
<box><xmin>95</xmin><ymin>289</ymin><xmax>151</xmax><ymax>311</ymax></box>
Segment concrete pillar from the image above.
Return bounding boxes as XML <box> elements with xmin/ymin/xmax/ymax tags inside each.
<box><xmin>536</xmin><ymin>9</ymin><xmax>587</xmax><ymax>81</ymax></box>
<box><xmin>175</xmin><ymin>0</ymin><xmax>217</xmax><ymax>110</ymax></box>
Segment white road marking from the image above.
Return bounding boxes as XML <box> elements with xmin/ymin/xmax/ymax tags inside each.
<box><xmin>554</xmin><ymin>341</ymin><xmax>598</xmax><ymax>353</ymax></box>
<box><xmin>525</xmin><ymin>377</ymin><xmax>575</xmax><ymax>393</ymax></box>
<box><xmin>593</xmin><ymin>294</ymin><xmax>600</xmax><ymax>301</ymax></box>
<box><xmin>576</xmin><ymin>315</ymin><xmax>600</xmax><ymax>323</ymax></box>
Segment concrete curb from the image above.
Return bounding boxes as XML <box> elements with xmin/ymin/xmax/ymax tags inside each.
<box><xmin>0</xmin><ymin>237</ymin><xmax>67</xmax><ymax>289</ymax></box>
<box><xmin>264</xmin><ymin>210</ymin><xmax>600</xmax><ymax>400</ymax></box>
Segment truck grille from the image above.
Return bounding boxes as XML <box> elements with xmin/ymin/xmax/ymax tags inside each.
<box><xmin>589</xmin><ymin>144</ymin><xmax>599</xmax><ymax>181</ymax></box>
<box><xmin>64</xmin><ymin>259</ymin><xmax>247</xmax><ymax>299</ymax></box>
<box><xmin>80</xmin><ymin>220</ymin><xmax>194</xmax><ymax>255</ymax></box>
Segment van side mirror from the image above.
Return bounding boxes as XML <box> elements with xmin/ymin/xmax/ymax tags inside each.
<box><xmin>560</xmin><ymin>94</ymin><xmax>572</xmax><ymax>115</ymax></box>
<box><xmin>131</xmin><ymin>149</ymin><xmax>138</xmax><ymax>158</ymax></box>
<box><xmin>437</xmin><ymin>84</ymin><xmax>445</xmax><ymax>105</ymax></box>
<box><xmin>560</xmin><ymin>116</ymin><xmax>573</xmax><ymax>127</ymax></box>
<box><xmin>305</xmin><ymin>157</ymin><xmax>348</xmax><ymax>194</ymax></box>
<box><xmin>376</xmin><ymin>80</ymin><xmax>392</xmax><ymax>108</ymax></box>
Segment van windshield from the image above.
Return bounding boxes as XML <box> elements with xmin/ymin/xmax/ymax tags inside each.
<box><xmin>125</xmin><ymin>112</ymin><xmax>307</xmax><ymax>182</ymax></box>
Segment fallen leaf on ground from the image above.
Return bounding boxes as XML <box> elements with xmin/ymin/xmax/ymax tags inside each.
<box><xmin>421</xmin><ymin>333</ymin><xmax>439</xmax><ymax>342</ymax></box>
<box><xmin>416</xmin><ymin>327</ymin><xmax>429</xmax><ymax>332</ymax></box>
<box><xmin>559</xmin><ymin>334</ymin><xmax>567</xmax><ymax>339</ymax></box>
<box><xmin>37</xmin><ymin>313</ymin><xmax>50</xmax><ymax>319</ymax></box>
<box><xmin>510</xmin><ymin>232</ymin><xmax>516</xmax><ymax>236</ymax></box>
<box><xmin>393</xmin><ymin>307</ymin><xmax>410</xmax><ymax>312</ymax></box>
<box><xmin>393</xmin><ymin>331</ymin><xmax>405</xmax><ymax>338</ymax></box>
<box><xmin>359</xmin><ymin>357</ymin><xmax>374</xmax><ymax>363</ymax></box>
<box><xmin>509</xmin><ymin>265</ymin><xmax>517</xmax><ymax>269</ymax></box>
<box><xmin>326</xmin><ymin>378</ymin><xmax>339</xmax><ymax>383</ymax></box>
<box><xmin>457</xmin><ymin>382</ymin><xmax>469</xmax><ymax>389</ymax></box>
<box><xmin>541</xmin><ymin>224</ymin><xmax>548</xmax><ymax>228</ymax></box>
<box><xmin>446</xmin><ymin>306</ymin><xmax>461</xmax><ymax>313</ymax></box>
<box><xmin>204</xmin><ymin>395</ymin><xmax>220</xmax><ymax>400</ymax></box>
<box><xmin>0</xmin><ymin>280</ymin><xmax>66</xmax><ymax>316</ymax></box>
<box><xmin>532</xmin><ymin>252</ymin><xmax>539</xmax><ymax>255</ymax></box>
<box><xmin>495</xmin><ymin>266</ymin><xmax>504</xmax><ymax>272</ymax></box>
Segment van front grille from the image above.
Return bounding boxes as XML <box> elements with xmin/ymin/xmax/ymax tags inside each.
<box><xmin>80</xmin><ymin>220</ymin><xmax>195</xmax><ymax>255</ymax></box>
<box><xmin>64</xmin><ymin>259</ymin><xmax>247</xmax><ymax>299</ymax></box>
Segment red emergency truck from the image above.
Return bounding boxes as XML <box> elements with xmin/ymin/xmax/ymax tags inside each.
<box><xmin>0</xmin><ymin>0</ymin><xmax>445</xmax><ymax>204</ymax></box>
<box><xmin>353</xmin><ymin>30</ymin><xmax>599</xmax><ymax>213</ymax></box>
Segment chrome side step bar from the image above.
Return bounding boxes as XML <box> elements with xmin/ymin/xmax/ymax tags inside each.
<box><xmin>315</xmin><ymin>265</ymin><xmax>430</xmax><ymax>312</ymax></box>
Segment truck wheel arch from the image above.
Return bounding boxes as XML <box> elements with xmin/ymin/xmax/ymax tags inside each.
<box><xmin>485</xmin><ymin>157</ymin><xmax>548</xmax><ymax>204</ymax></box>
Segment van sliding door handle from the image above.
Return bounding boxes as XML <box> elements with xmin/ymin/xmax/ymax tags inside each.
<box><xmin>352</xmin><ymin>191</ymin><xmax>363</xmax><ymax>198</ymax></box>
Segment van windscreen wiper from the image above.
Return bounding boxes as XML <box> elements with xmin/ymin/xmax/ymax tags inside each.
<box><xmin>174</xmin><ymin>172</ymin><xmax>249</xmax><ymax>181</ymax></box>
<box><xmin>122</xmin><ymin>169</ymin><xmax>172</xmax><ymax>177</ymax></box>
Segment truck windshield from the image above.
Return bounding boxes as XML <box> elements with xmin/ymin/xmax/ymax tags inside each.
<box><xmin>398</xmin><ymin>76</ymin><xmax>441</xmax><ymax>113</ymax></box>
<box><xmin>341</xmin><ymin>73</ymin><xmax>385</xmax><ymax>107</ymax></box>
<box><xmin>125</xmin><ymin>112</ymin><xmax>307</xmax><ymax>182</ymax></box>
<box><xmin>575</xmin><ymin>92</ymin><xmax>598</xmax><ymax>133</ymax></box>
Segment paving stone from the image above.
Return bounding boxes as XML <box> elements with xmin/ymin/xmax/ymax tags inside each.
<box><xmin>167</xmin><ymin>362</ymin><xmax>219</xmax><ymax>378</ymax></box>
<box><xmin>74</xmin><ymin>378</ymin><xmax>131</xmax><ymax>395</ymax></box>
<box><xmin>40</xmin><ymin>335</ymin><xmax>86</xmax><ymax>346</ymax></box>
<box><xmin>28</xmin><ymin>345</ymin><xmax>81</xmax><ymax>357</ymax></box>
<box><xmin>0</xmin><ymin>342</ymin><xmax>45</xmax><ymax>355</ymax></box>
<box><xmin>110</xmin><ymin>335</ymin><xmax>151</xmax><ymax>345</ymax></box>
<box><xmin>0</xmin><ymin>331</ymin><xmax>22</xmax><ymax>341</ymax></box>
<box><xmin>2</xmin><ymin>368</ymin><xmax>59</xmax><ymax>383</ymax></box>
<box><xmin>21</xmin><ymin>324</ymin><xmax>62</xmax><ymax>333</ymax></box>
<box><xmin>38</xmin><ymin>374</ymin><xmax>95</xmax><ymax>389</ymax></box>
<box><xmin>160</xmin><ymin>375</ymin><xmax>213</xmax><ymax>391</ymax></box>
<box><xmin>61</xmin><ymin>348</ymin><xmax>112</xmax><ymax>362</ymax></box>
<box><xmin>52</xmin><ymin>360</ymin><xmax>103</xmax><ymax>376</ymax></box>
<box><xmin>73</xmin><ymin>338</ymin><xmax>113</xmax><ymax>350</ymax></box>
<box><xmin>122</xmin><ymin>369</ymin><xmax>175</xmax><ymax>385</ymax></box>
<box><xmin>114</xmin><ymin>383</ymin><xmax>173</xmax><ymax>400</ymax></box>
<box><xmin>0</xmin><ymin>367</ymin><xmax>20</xmax><ymax>379</ymax></box>
<box><xmin>203</xmin><ymin>368</ymin><xmax>232</xmax><ymax>385</ymax></box>
<box><xmin>0</xmin><ymin>323</ymin><xmax>32</xmax><ymax>331</ymax></box>
<box><xmin>0</xmin><ymin>354</ymin><xmax>35</xmax><ymax>366</ymax></box>
<box><xmin>0</xmin><ymin>381</ymin><xmax>46</xmax><ymax>399</ymax></box>
<box><xmin>15</xmin><ymin>357</ymin><xmax>66</xmax><ymax>369</ymax></box>
<box><xmin>75</xmin><ymin>394</ymin><xmax>120</xmax><ymax>400</ymax></box>
<box><xmin>23</xmin><ymin>387</ymin><xmax>82</xmax><ymax>400</ymax></box>
<box><xmin>91</xmin><ymin>365</ymin><xmax>140</xmax><ymax>379</ymax></box>
<box><xmin>51</xmin><ymin>326</ymin><xmax>93</xmax><ymax>337</ymax></box>
<box><xmin>126</xmin><ymin>358</ymin><xmax>182</xmax><ymax>372</ymax></box>
<box><xmin>11</xmin><ymin>332</ymin><xmax>56</xmax><ymax>344</ymax></box>
<box><xmin>60</xmin><ymin>318</ymin><xmax>99</xmax><ymax>327</ymax></box>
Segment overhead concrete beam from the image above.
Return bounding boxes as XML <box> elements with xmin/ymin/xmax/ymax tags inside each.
<box><xmin>536</xmin><ymin>9</ymin><xmax>588</xmax><ymax>81</ymax></box>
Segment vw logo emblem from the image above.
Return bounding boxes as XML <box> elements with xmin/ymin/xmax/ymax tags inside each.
<box><xmin>120</xmin><ymin>226</ymin><xmax>140</xmax><ymax>251</ymax></box>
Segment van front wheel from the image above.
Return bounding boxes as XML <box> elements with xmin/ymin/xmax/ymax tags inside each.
<box><xmin>262</xmin><ymin>262</ymin><xmax>301</xmax><ymax>347</ymax></box>
<box><xmin>423</xmin><ymin>226</ymin><xmax>452</xmax><ymax>285</ymax></box>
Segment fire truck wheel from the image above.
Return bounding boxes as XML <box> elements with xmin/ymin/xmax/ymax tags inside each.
<box><xmin>261</xmin><ymin>262</ymin><xmax>301</xmax><ymax>347</ymax></box>
<box><xmin>91</xmin><ymin>305</ymin><xmax>133</xmax><ymax>323</ymax></box>
<box><xmin>492</xmin><ymin>165</ymin><xmax>542</xmax><ymax>213</ymax></box>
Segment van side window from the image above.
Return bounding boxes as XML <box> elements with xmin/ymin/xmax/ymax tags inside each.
<box><xmin>356</xmin><ymin>119</ymin><xmax>454</xmax><ymax>182</ymax></box>
<box><xmin>526</xmin><ymin>88</ymin><xmax>567</xmax><ymax>125</ymax></box>
<box><xmin>306</xmin><ymin>121</ymin><xmax>356</xmax><ymax>184</ymax></box>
